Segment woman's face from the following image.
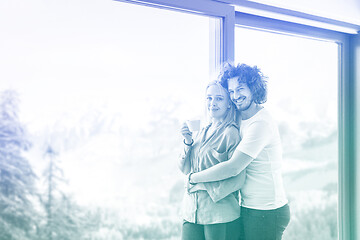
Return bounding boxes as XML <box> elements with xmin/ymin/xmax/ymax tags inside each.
<box><xmin>206</xmin><ymin>85</ymin><xmax>230</xmax><ymax>121</ymax></box>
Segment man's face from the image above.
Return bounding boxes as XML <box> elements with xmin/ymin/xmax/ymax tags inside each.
<box><xmin>228</xmin><ymin>77</ymin><xmax>253</xmax><ymax>112</ymax></box>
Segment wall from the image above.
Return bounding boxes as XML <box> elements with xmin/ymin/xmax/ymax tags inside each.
<box><xmin>350</xmin><ymin>33</ymin><xmax>360</xmax><ymax>240</ymax></box>
<box><xmin>216</xmin><ymin>0</ymin><xmax>360</xmax><ymax>26</ymax></box>
<box><xmin>249</xmin><ymin>0</ymin><xmax>360</xmax><ymax>24</ymax></box>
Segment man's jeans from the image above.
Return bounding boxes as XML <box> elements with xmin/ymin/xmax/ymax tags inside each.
<box><xmin>240</xmin><ymin>204</ymin><xmax>290</xmax><ymax>240</ymax></box>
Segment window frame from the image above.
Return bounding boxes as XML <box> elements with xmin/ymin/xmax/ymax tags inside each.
<box><xmin>115</xmin><ymin>0</ymin><xmax>358</xmax><ymax>238</ymax></box>
<box><xmin>234</xmin><ymin>12</ymin><xmax>353</xmax><ymax>240</ymax></box>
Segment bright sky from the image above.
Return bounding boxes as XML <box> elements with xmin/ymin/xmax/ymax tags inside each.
<box><xmin>1</xmin><ymin>0</ymin><xmax>211</xmax><ymax>206</ymax></box>
<box><xmin>0</xmin><ymin>0</ymin><xmax>210</xmax><ymax>132</ymax></box>
<box><xmin>0</xmin><ymin>0</ymin><xmax>339</xmax><ymax>132</ymax></box>
<box><xmin>1</xmin><ymin>0</ymin><xmax>339</xmax><ymax>207</ymax></box>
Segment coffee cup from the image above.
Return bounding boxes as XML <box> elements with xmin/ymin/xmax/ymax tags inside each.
<box><xmin>186</xmin><ymin>120</ymin><xmax>200</xmax><ymax>132</ymax></box>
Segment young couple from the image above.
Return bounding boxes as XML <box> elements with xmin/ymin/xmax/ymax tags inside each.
<box><xmin>179</xmin><ymin>63</ymin><xmax>290</xmax><ymax>240</ymax></box>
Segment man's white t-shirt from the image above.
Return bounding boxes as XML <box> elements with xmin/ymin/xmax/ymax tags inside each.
<box><xmin>237</xmin><ymin>108</ymin><xmax>288</xmax><ymax>210</ymax></box>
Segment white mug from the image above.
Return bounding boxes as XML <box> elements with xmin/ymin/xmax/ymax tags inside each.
<box><xmin>186</xmin><ymin>120</ymin><xmax>200</xmax><ymax>132</ymax></box>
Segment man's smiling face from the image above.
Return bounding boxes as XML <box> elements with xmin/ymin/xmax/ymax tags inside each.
<box><xmin>227</xmin><ymin>77</ymin><xmax>253</xmax><ymax>112</ymax></box>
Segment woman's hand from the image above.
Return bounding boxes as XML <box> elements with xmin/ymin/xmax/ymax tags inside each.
<box><xmin>181</xmin><ymin>122</ymin><xmax>193</xmax><ymax>144</ymax></box>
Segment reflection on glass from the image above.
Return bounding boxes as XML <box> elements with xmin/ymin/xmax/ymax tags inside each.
<box><xmin>235</xmin><ymin>27</ymin><xmax>338</xmax><ymax>239</ymax></box>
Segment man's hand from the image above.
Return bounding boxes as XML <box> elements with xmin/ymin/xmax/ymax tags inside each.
<box><xmin>185</xmin><ymin>174</ymin><xmax>207</xmax><ymax>194</ymax></box>
<box><xmin>188</xmin><ymin>183</ymin><xmax>207</xmax><ymax>193</ymax></box>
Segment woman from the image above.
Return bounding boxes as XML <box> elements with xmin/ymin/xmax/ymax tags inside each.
<box><xmin>178</xmin><ymin>81</ymin><xmax>246</xmax><ymax>240</ymax></box>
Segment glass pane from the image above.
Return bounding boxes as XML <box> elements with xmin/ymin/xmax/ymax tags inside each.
<box><xmin>235</xmin><ymin>27</ymin><xmax>338</xmax><ymax>239</ymax></box>
<box><xmin>0</xmin><ymin>1</ymin><xmax>215</xmax><ymax>239</ymax></box>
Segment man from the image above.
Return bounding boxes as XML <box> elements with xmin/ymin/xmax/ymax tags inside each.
<box><xmin>188</xmin><ymin>63</ymin><xmax>290</xmax><ymax>240</ymax></box>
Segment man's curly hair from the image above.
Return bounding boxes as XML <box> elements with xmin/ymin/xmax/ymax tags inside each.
<box><xmin>219</xmin><ymin>63</ymin><xmax>268</xmax><ymax>104</ymax></box>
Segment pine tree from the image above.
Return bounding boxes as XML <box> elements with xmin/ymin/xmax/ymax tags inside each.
<box><xmin>40</xmin><ymin>143</ymin><xmax>95</xmax><ymax>240</ymax></box>
<box><xmin>0</xmin><ymin>90</ymin><xmax>38</xmax><ymax>240</ymax></box>
<box><xmin>43</xmin><ymin>145</ymin><xmax>59</xmax><ymax>240</ymax></box>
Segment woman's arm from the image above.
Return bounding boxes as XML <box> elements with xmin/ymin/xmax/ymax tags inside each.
<box><xmin>178</xmin><ymin>122</ymin><xmax>194</xmax><ymax>174</ymax></box>
<box><xmin>178</xmin><ymin>145</ymin><xmax>192</xmax><ymax>174</ymax></box>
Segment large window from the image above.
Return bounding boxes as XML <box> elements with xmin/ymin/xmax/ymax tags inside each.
<box><xmin>0</xmin><ymin>1</ymin><xmax>225</xmax><ymax>239</ymax></box>
<box><xmin>1</xmin><ymin>0</ymin><xmax>357</xmax><ymax>239</ymax></box>
<box><xmin>235</xmin><ymin>26</ymin><xmax>339</xmax><ymax>239</ymax></box>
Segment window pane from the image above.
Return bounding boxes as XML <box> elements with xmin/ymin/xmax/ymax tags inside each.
<box><xmin>235</xmin><ymin>27</ymin><xmax>338</xmax><ymax>239</ymax></box>
<box><xmin>1</xmin><ymin>1</ymin><xmax>215</xmax><ymax>239</ymax></box>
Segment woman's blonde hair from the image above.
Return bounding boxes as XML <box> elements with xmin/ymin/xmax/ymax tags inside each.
<box><xmin>205</xmin><ymin>81</ymin><xmax>239</xmax><ymax>130</ymax></box>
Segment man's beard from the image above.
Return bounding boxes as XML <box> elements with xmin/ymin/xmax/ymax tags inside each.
<box><xmin>236</xmin><ymin>99</ymin><xmax>253</xmax><ymax>112</ymax></box>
